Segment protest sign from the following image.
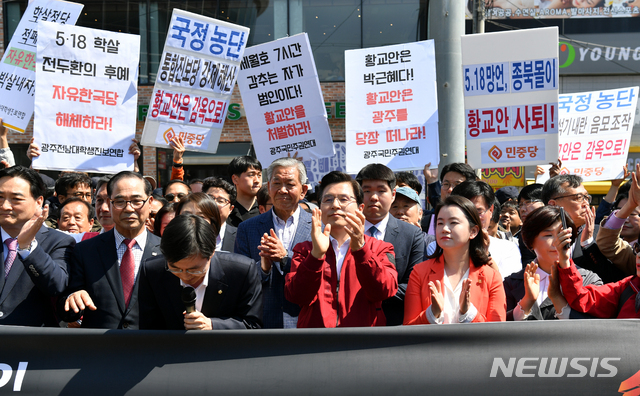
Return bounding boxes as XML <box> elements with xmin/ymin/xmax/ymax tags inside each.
<box><xmin>238</xmin><ymin>33</ymin><xmax>334</xmax><ymax>165</ymax></box>
<box><xmin>33</xmin><ymin>22</ymin><xmax>140</xmax><ymax>172</ymax></box>
<box><xmin>345</xmin><ymin>40</ymin><xmax>439</xmax><ymax>173</ymax></box>
<box><xmin>0</xmin><ymin>0</ymin><xmax>83</xmax><ymax>133</ymax></box>
<box><xmin>481</xmin><ymin>167</ymin><xmax>525</xmax><ymax>189</ymax></box>
<box><xmin>465</xmin><ymin>4</ymin><xmax>639</xmax><ymax>20</ymax></box>
<box><xmin>140</xmin><ymin>9</ymin><xmax>249</xmax><ymax>153</ymax></box>
<box><xmin>553</xmin><ymin>87</ymin><xmax>638</xmax><ymax>181</ymax></box>
<box><xmin>462</xmin><ymin>27</ymin><xmax>559</xmax><ymax>169</ymax></box>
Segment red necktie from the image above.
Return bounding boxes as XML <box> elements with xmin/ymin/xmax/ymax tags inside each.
<box><xmin>121</xmin><ymin>239</ymin><xmax>136</xmax><ymax>307</ymax></box>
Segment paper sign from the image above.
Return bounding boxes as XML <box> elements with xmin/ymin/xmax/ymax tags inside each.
<box><xmin>345</xmin><ymin>40</ymin><xmax>439</xmax><ymax>173</ymax></box>
<box><xmin>140</xmin><ymin>9</ymin><xmax>249</xmax><ymax>154</ymax></box>
<box><xmin>33</xmin><ymin>22</ymin><xmax>140</xmax><ymax>172</ymax></box>
<box><xmin>0</xmin><ymin>0</ymin><xmax>83</xmax><ymax>133</ymax></box>
<box><xmin>237</xmin><ymin>33</ymin><xmax>334</xmax><ymax>165</ymax></box>
<box><xmin>462</xmin><ymin>27</ymin><xmax>559</xmax><ymax>169</ymax></box>
<box><xmin>554</xmin><ymin>87</ymin><xmax>638</xmax><ymax>181</ymax></box>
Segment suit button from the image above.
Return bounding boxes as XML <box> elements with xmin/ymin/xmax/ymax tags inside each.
<box><xmin>122</xmin><ymin>322</ymin><xmax>129</xmax><ymax>329</ymax></box>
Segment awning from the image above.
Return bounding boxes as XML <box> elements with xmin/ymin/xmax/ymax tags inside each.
<box><xmin>182</xmin><ymin>142</ymin><xmax>252</xmax><ymax>165</ymax></box>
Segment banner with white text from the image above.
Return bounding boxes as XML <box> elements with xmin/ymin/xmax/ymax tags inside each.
<box><xmin>33</xmin><ymin>22</ymin><xmax>140</xmax><ymax>172</ymax></box>
<box><xmin>463</xmin><ymin>27</ymin><xmax>559</xmax><ymax>169</ymax></box>
<box><xmin>0</xmin><ymin>0</ymin><xmax>83</xmax><ymax>133</ymax></box>
<box><xmin>140</xmin><ymin>9</ymin><xmax>249</xmax><ymax>154</ymax></box>
<box><xmin>238</xmin><ymin>33</ymin><xmax>334</xmax><ymax>165</ymax></box>
<box><xmin>345</xmin><ymin>40</ymin><xmax>439</xmax><ymax>173</ymax></box>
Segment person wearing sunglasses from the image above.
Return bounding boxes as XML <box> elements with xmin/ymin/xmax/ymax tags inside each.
<box><xmin>139</xmin><ymin>214</ymin><xmax>263</xmax><ymax>330</ymax></box>
<box><xmin>542</xmin><ymin>174</ymin><xmax>625</xmax><ymax>284</ymax></box>
<box><xmin>285</xmin><ymin>171</ymin><xmax>397</xmax><ymax>328</ymax></box>
<box><xmin>163</xmin><ymin>180</ymin><xmax>191</xmax><ymax>203</ymax></box>
<box><xmin>202</xmin><ymin>177</ymin><xmax>237</xmax><ymax>252</ymax></box>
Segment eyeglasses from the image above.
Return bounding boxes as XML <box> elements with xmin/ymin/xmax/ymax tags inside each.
<box><xmin>111</xmin><ymin>197</ymin><xmax>149</xmax><ymax>210</ymax></box>
<box><xmin>209</xmin><ymin>196</ymin><xmax>231</xmax><ymax>207</ymax></box>
<box><xmin>442</xmin><ymin>181</ymin><xmax>463</xmax><ymax>190</ymax></box>
<box><xmin>520</xmin><ymin>199</ymin><xmax>543</xmax><ymax>207</ymax></box>
<box><xmin>321</xmin><ymin>195</ymin><xmax>356</xmax><ymax>208</ymax></box>
<box><xmin>72</xmin><ymin>192</ymin><xmax>92</xmax><ymax>201</ymax></box>
<box><xmin>552</xmin><ymin>193</ymin><xmax>592</xmax><ymax>204</ymax></box>
<box><xmin>165</xmin><ymin>193</ymin><xmax>187</xmax><ymax>202</ymax></box>
<box><xmin>165</xmin><ymin>263</ymin><xmax>206</xmax><ymax>275</ymax></box>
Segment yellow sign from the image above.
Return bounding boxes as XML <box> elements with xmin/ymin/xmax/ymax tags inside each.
<box><xmin>482</xmin><ymin>167</ymin><xmax>525</xmax><ymax>189</ymax></box>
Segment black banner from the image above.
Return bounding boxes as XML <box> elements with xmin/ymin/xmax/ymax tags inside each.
<box><xmin>0</xmin><ymin>320</ymin><xmax>638</xmax><ymax>395</ymax></box>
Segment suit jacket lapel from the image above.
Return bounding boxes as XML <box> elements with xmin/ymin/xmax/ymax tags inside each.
<box><xmin>128</xmin><ymin>233</ymin><xmax>161</xmax><ymax>311</ymax></box>
<box><xmin>0</xmin><ymin>226</ymin><xmax>46</xmax><ymax>304</ymax></box>
<box><xmin>383</xmin><ymin>215</ymin><xmax>399</xmax><ymax>244</ymax></box>
<box><xmin>289</xmin><ymin>210</ymin><xmax>312</xmax><ymax>256</ymax></box>
<box><xmin>101</xmin><ymin>230</ymin><xmax>126</xmax><ymax>313</ymax></box>
<box><xmin>201</xmin><ymin>255</ymin><xmax>228</xmax><ymax>317</ymax></box>
<box><xmin>221</xmin><ymin>226</ymin><xmax>236</xmax><ymax>252</ymax></box>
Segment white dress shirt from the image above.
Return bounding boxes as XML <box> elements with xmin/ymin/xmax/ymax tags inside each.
<box><xmin>426</xmin><ymin>268</ymin><xmax>478</xmax><ymax>324</ymax></box>
<box><xmin>330</xmin><ymin>236</ymin><xmax>350</xmax><ymax>281</ymax></box>
<box><xmin>364</xmin><ymin>213</ymin><xmax>391</xmax><ymax>240</ymax></box>
<box><xmin>269</xmin><ymin>206</ymin><xmax>301</xmax><ymax>275</ymax></box>
<box><xmin>216</xmin><ymin>222</ymin><xmax>227</xmax><ymax>251</ymax></box>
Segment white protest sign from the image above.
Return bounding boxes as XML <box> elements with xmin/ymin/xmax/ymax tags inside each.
<box><xmin>140</xmin><ymin>9</ymin><xmax>249</xmax><ymax>153</ymax></box>
<box><xmin>0</xmin><ymin>0</ymin><xmax>83</xmax><ymax>133</ymax></box>
<box><xmin>238</xmin><ymin>33</ymin><xmax>334</xmax><ymax>165</ymax></box>
<box><xmin>462</xmin><ymin>27</ymin><xmax>559</xmax><ymax>169</ymax></box>
<box><xmin>345</xmin><ymin>40</ymin><xmax>439</xmax><ymax>173</ymax></box>
<box><xmin>33</xmin><ymin>22</ymin><xmax>140</xmax><ymax>172</ymax></box>
<box><xmin>553</xmin><ymin>87</ymin><xmax>638</xmax><ymax>181</ymax></box>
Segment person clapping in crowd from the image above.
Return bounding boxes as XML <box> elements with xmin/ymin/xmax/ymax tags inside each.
<box><xmin>285</xmin><ymin>171</ymin><xmax>398</xmax><ymax>327</ymax></box>
<box><xmin>404</xmin><ymin>196</ymin><xmax>506</xmax><ymax>325</ymax></box>
<box><xmin>503</xmin><ymin>206</ymin><xmax>602</xmax><ymax>321</ymax></box>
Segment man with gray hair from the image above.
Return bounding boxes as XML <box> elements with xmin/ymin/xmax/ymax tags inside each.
<box><xmin>235</xmin><ymin>157</ymin><xmax>312</xmax><ymax>328</ymax></box>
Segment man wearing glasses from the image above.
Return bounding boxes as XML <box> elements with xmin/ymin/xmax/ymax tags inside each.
<box><xmin>542</xmin><ymin>174</ymin><xmax>625</xmax><ymax>283</ymax></box>
<box><xmin>202</xmin><ymin>177</ymin><xmax>237</xmax><ymax>251</ymax></box>
<box><xmin>285</xmin><ymin>171</ymin><xmax>397</xmax><ymax>327</ymax></box>
<box><xmin>61</xmin><ymin>171</ymin><xmax>162</xmax><ymax>329</ymax></box>
<box><xmin>139</xmin><ymin>214</ymin><xmax>262</xmax><ymax>330</ymax></box>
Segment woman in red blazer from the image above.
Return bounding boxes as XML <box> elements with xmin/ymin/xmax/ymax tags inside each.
<box><xmin>404</xmin><ymin>195</ymin><xmax>506</xmax><ymax>325</ymax></box>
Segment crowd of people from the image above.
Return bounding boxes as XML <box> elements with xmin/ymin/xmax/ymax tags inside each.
<box><xmin>0</xmin><ymin>119</ymin><xmax>639</xmax><ymax>330</ymax></box>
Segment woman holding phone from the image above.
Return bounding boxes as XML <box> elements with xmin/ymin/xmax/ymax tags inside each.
<box><xmin>404</xmin><ymin>195</ymin><xmax>506</xmax><ymax>325</ymax></box>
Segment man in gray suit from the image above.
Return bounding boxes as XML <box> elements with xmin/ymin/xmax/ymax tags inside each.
<box><xmin>356</xmin><ymin>164</ymin><xmax>425</xmax><ymax>326</ymax></box>
<box><xmin>235</xmin><ymin>157</ymin><xmax>312</xmax><ymax>328</ymax></box>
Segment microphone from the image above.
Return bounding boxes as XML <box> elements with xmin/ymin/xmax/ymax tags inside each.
<box><xmin>181</xmin><ymin>287</ymin><xmax>197</xmax><ymax>314</ymax></box>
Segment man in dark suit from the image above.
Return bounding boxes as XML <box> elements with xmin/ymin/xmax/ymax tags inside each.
<box><xmin>356</xmin><ymin>164</ymin><xmax>424</xmax><ymax>326</ymax></box>
<box><xmin>0</xmin><ymin>165</ymin><xmax>75</xmax><ymax>326</ymax></box>
<box><xmin>140</xmin><ymin>214</ymin><xmax>262</xmax><ymax>330</ymax></box>
<box><xmin>235</xmin><ymin>157</ymin><xmax>312</xmax><ymax>328</ymax></box>
<box><xmin>542</xmin><ymin>174</ymin><xmax>625</xmax><ymax>283</ymax></box>
<box><xmin>203</xmin><ymin>177</ymin><xmax>237</xmax><ymax>251</ymax></box>
<box><xmin>61</xmin><ymin>171</ymin><xmax>161</xmax><ymax>329</ymax></box>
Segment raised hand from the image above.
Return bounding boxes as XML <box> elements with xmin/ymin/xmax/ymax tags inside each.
<box><xmin>17</xmin><ymin>204</ymin><xmax>48</xmax><ymax>250</ymax></box>
<box><xmin>428</xmin><ymin>280</ymin><xmax>445</xmax><ymax>319</ymax></box>
<box><xmin>553</xmin><ymin>227</ymin><xmax>573</xmax><ymax>269</ymax></box>
<box><xmin>459</xmin><ymin>278</ymin><xmax>472</xmax><ymax>315</ymax></box>
<box><xmin>344</xmin><ymin>210</ymin><xmax>366</xmax><ymax>251</ymax></box>
<box><xmin>580</xmin><ymin>206</ymin><xmax>595</xmax><ymax>244</ymax></box>
<box><xmin>423</xmin><ymin>162</ymin><xmax>439</xmax><ymax>185</ymax></box>
<box><xmin>310</xmin><ymin>208</ymin><xmax>330</xmax><ymax>259</ymax></box>
<box><xmin>521</xmin><ymin>262</ymin><xmax>540</xmax><ymax>314</ymax></box>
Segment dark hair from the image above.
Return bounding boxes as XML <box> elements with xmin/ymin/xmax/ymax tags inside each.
<box><xmin>174</xmin><ymin>192</ymin><xmax>221</xmax><ymax>237</ymax></box>
<box><xmin>356</xmin><ymin>163</ymin><xmax>396</xmax><ymax>190</ymax></box>
<box><xmin>202</xmin><ymin>177</ymin><xmax>237</xmax><ymax>203</ymax></box>
<box><xmin>521</xmin><ymin>205</ymin><xmax>578</xmax><ymax>251</ymax></box>
<box><xmin>151</xmin><ymin>193</ymin><xmax>168</xmax><ymax>207</ymax></box>
<box><xmin>256</xmin><ymin>184</ymin><xmax>270</xmax><ymax>207</ymax></box>
<box><xmin>451</xmin><ymin>180</ymin><xmax>495</xmax><ymax>210</ymax></box>
<box><xmin>55</xmin><ymin>172</ymin><xmax>92</xmax><ymax>198</ymax></box>
<box><xmin>189</xmin><ymin>178</ymin><xmax>204</xmax><ymax>186</ymax></box>
<box><xmin>161</xmin><ymin>214</ymin><xmax>216</xmax><ymax>264</ymax></box>
<box><xmin>395</xmin><ymin>171</ymin><xmax>422</xmax><ymax>195</ymax></box>
<box><xmin>163</xmin><ymin>179</ymin><xmax>191</xmax><ymax>196</ymax></box>
<box><xmin>542</xmin><ymin>175</ymin><xmax>583</xmax><ymax>205</ymax></box>
<box><xmin>0</xmin><ymin>165</ymin><xmax>46</xmax><ymax>199</ymax></box>
<box><xmin>429</xmin><ymin>195</ymin><xmax>490</xmax><ymax>267</ymax></box>
<box><xmin>501</xmin><ymin>200</ymin><xmax>518</xmax><ymax>213</ymax></box>
<box><xmin>318</xmin><ymin>171</ymin><xmax>364</xmax><ymax>206</ymax></box>
<box><xmin>153</xmin><ymin>202</ymin><xmax>177</xmax><ymax>237</ymax></box>
<box><xmin>440</xmin><ymin>163</ymin><xmax>477</xmax><ymax>183</ymax></box>
<box><xmin>107</xmin><ymin>171</ymin><xmax>152</xmax><ymax>198</ymax></box>
<box><xmin>491</xmin><ymin>198</ymin><xmax>501</xmax><ymax>224</ymax></box>
<box><xmin>95</xmin><ymin>175</ymin><xmax>113</xmax><ymax>196</ymax></box>
<box><xmin>518</xmin><ymin>183</ymin><xmax>543</xmax><ymax>203</ymax></box>
<box><xmin>228</xmin><ymin>155</ymin><xmax>262</xmax><ymax>178</ymax></box>
<box><xmin>59</xmin><ymin>197</ymin><xmax>95</xmax><ymax>220</ymax></box>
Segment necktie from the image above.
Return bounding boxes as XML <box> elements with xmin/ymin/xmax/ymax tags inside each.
<box><xmin>368</xmin><ymin>226</ymin><xmax>379</xmax><ymax>239</ymax></box>
<box><xmin>4</xmin><ymin>238</ymin><xmax>17</xmax><ymax>279</ymax></box>
<box><xmin>121</xmin><ymin>239</ymin><xmax>137</xmax><ymax>307</ymax></box>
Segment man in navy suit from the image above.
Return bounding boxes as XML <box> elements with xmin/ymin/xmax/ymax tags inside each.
<box><xmin>0</xmin><ymin>165</ymin><xmax>75</xmax><ymax>326</ymax></box>
<box><xmin>235</xmin><ymin>157</ymin><xmax>312</xmax><ymax>328</ymax></box>
<box><xmin>139</xmin><ymin>214</ymin><xmax>262</xmax><ymax>330</ymax></box>
<box><xmin>356</xmin><ymin>164</ymin><xmax>425</xmax><ymax>326</ymax></box>
<box><xmin>61</xmin><ymin>171</ymin><xmax>162</xmax><ymax>329</ymax></box>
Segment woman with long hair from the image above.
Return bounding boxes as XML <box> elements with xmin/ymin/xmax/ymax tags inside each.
<box><xmin>404</xmin><ymin>196</ymin><xmax>506</xmax><ymax>325</ymax></box>
<box><xmin>175</xmin><ymin>192</ymin><xmax>221</xmax><ymax>237</ymax></box>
